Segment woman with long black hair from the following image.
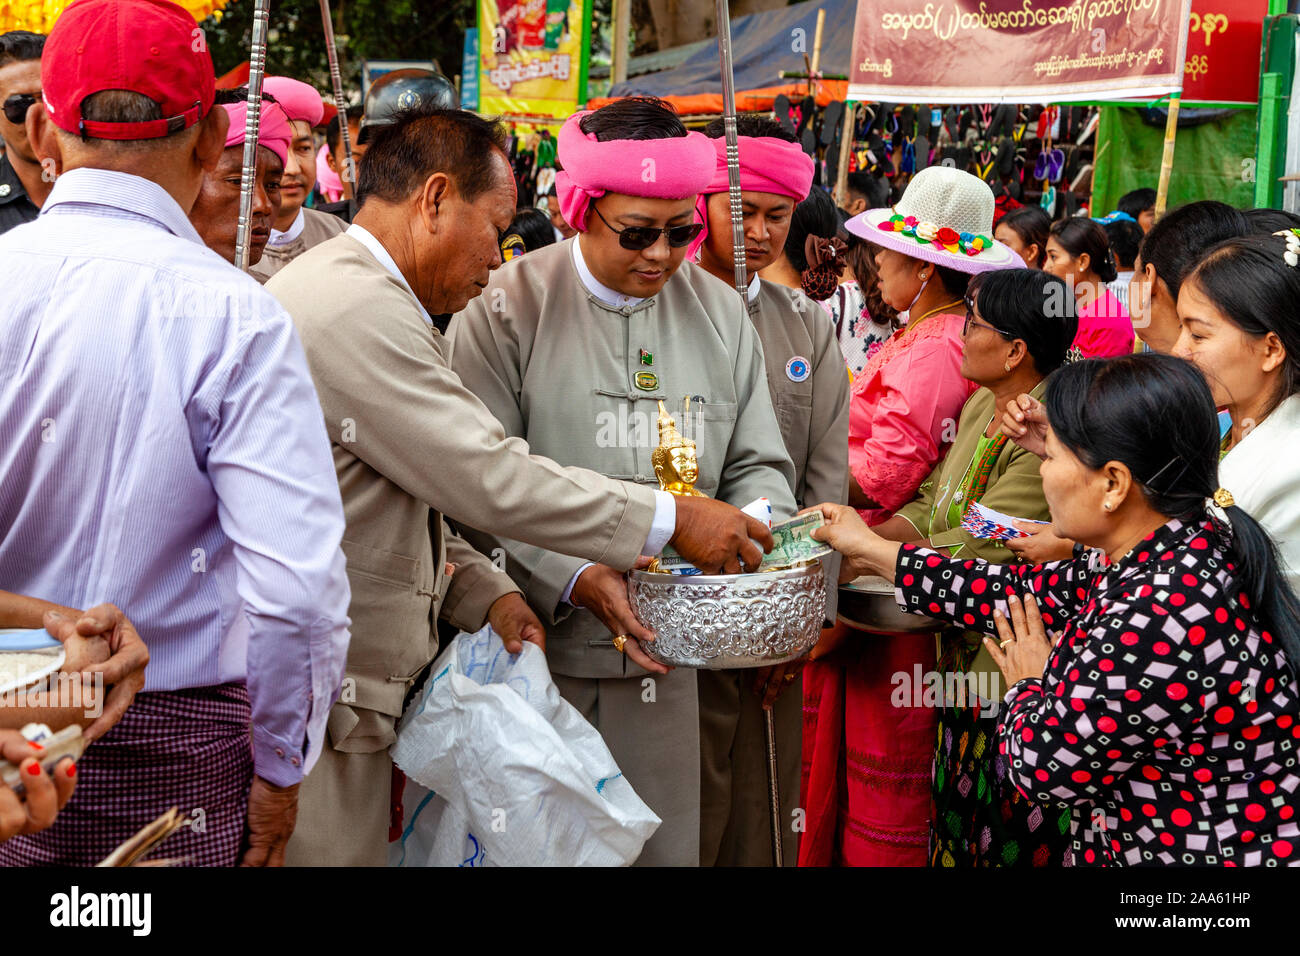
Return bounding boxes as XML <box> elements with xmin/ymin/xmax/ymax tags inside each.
<box><xmin>868</xmin><ymin>268</ymin><xmax>1078</xmax><ymax>867</ymax></box>
<box><xmin>1174</xmin><ymin>230</ymin><xmax>1300</xmax><ymax>595</ymax></box>
<box><xmin>811</xmin><ymin>353</ymin><xmax>1300</xmax><ymax>866</ymax></box>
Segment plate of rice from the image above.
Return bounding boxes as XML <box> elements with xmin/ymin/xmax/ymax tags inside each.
<box><xmin>0</xmin><ymin>629</ymin><xmax>65</xmax><ymax>696</ymax></box>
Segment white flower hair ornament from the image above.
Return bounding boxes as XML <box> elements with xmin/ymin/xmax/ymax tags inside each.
<box><xmin>1275</xmin><ymin>228</ymin><xmax>1300</xmax><ymax>268</ymax></box>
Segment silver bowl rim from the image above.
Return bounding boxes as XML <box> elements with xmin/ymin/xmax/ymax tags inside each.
<box><xmin>628</xmin><ymin>561</ymin><xmax>824</xmax><ymax>588</ymax></box>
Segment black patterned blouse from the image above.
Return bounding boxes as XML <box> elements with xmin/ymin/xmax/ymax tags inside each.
<box><xmin>895</xmin><ymin>516</ymin><xmax>1300</xmax><ymax>866</ymax></box>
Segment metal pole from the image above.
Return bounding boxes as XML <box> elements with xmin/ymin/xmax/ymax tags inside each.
<box><xmin>716</xmin><ymin>0</ymin><xmax>778</xmax><ymax>867</ymax></box>
<box><xmin>714</xmin><ymin>0</ymin><xmax>747</xmax><ymax>300</ymax></box>
<box><xmin>235</xmin><ymin>0</ymin><xmax>271</xmax><ymax>272</ymax></box>
<box><xmin>764</xmin><ymin>708</ymin><xmax>783</xmax><ymax>867</ymax></box>
<box><xmin>319</xmin><ymin>0</ymin><xmax>357</xmax><ymax>195</ymax></box>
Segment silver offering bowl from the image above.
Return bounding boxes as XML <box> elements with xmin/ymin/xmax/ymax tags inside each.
<box><xmin>837</xmin><ymin>575</ymin><xmax>945</xmax><ymax>633</ymax></box>
<box><xmin>626</xmin><ymin>562</ymin><xmax>826</xmax><ymax>669</ymax></box>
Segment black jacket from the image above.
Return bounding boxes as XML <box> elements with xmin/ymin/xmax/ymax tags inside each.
<box><xmin>0</xmin><ymin>153</ymin><xmax>39</xmax><ymax>235</ymax></box>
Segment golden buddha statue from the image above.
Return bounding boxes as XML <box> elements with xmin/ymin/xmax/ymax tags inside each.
<box><xmin>651</xmin><ymin>400</ymin><xmax>706</xmax><ymax>497</ymax></box>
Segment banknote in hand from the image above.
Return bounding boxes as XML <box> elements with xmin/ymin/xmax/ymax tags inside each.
<box><xmin>757</xmin><ymin>511</ymin><xmax>833</xmax><ymax>570</ymax></box>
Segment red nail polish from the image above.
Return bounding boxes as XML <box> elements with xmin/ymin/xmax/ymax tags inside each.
<box><xmin>25</xmin><ymin>761</ymin><xmax>40</xmax><ymax>776</ymax></box>
<box><xmin>65</xmin><ymin>763</ymin><xmax>76</xmax><ymax>778</ymax></box>
<box><xmin>28</xmin><ymin>741</ymin><xmax>44</xmax><ymax>750</ymax></box>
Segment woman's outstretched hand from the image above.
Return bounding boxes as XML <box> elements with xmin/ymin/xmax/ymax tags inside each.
<box><xmin>806</xmin><ymin>503</ymin><xmax>901</xmax><ymax>583</ymax></box>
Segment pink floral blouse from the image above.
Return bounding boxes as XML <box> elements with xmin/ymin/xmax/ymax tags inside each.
<box><xmin>848</xmin><ymin>311</ymin><xmax>978</xmax><ymax>525</ymax></box>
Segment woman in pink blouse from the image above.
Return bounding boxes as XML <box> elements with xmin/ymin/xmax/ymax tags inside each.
<box><xmin>1043</xmin><ymin>218</ymin><xmax>1134</xmax><ymax>358</ymax></box>
<box><xmin>800</xmin><ymin>167</ymin><xmax>1025</xmax><ymax>866</ymax></box>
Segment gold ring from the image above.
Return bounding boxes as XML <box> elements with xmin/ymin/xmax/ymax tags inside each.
<box><xmin>612</xmin><ymin>635</ymin><xmax>629</xmax><ymax>653</ymax></box>
<box><xmin>784</xmin><ymin>673</ymin><xmax>797</xmax><ymax>683</ymax></box>
<box><xmin>999</xmin><ymin>638</ymin><xmax>1014</xmax><ymax>648</ymax></box>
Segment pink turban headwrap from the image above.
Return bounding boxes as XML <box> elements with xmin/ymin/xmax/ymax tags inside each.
<box><xmin>687</xmin><ymin>135</ymin><xmax>815</xmax><ymax>259</ymax></box>
<box><xmin>220</xmin><ymin>101</ymin><xmax>292</xmax><ymax>166</ymax></box>
<box><xmin>555</xmin><ymin>109</ymin><xmax>717</xmax><ymax>233</ymax></box>
<box><xmin>262</xmin><ymin>76</ymin><xmax>326</xmax><ymax>127</ymax></box>
<box><xmin>316</xmin><ymin>142</ymin><xmax>343</xmax><ymax>202</ymax></box>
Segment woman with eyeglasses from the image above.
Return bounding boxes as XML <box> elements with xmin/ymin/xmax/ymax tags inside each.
<box><xmin>812</xmin><ymin>353</ymin><xmax>1300</xmax><ymax>866</ymax></box>
<box><xmin>861</xmin><ymin>268</ymin><xmax>1078</xmax><ymax>866</ymax></box>
<box><xmin>799</xmin><ymin>166</ymin><xmax>1026</xmax><ymax>867</ymax></box>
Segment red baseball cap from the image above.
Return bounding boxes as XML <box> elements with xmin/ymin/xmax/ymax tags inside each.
<box><xmin>42</xmin><ymin>0</ymin><xmax>216</xmax><ymax>141</ymax></box>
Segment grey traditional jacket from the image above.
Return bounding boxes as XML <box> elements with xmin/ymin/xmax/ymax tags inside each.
<box><xmin>449</xmin><ymin>238</ymin><xmax>798</xmax><ymax>679</ymax></box>
<box><xmin>744</xmin><ymin>276</ymin><xmax>851</xmax><ymax>616</ymax></box>
<box><xmin>252</xmin><ymin>207</ymin><xmax>348</xmax><ymax>282</ymax></box>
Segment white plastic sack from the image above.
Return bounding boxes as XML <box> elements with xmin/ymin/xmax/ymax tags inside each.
<box><xmin>389</xmin><ymin>626</ymin><xmax>660</xmax><ymax>867</ymax></box>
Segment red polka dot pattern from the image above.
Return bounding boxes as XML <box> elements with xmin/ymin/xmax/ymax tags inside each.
<box><xmin>896</xmin><ymin>517</ymin><xmax>1300</xmax><ymax>867</ymax></box>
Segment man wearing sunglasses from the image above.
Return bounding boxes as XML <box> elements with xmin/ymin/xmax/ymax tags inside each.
<box><xmin>267</xmin><ymin>102</ymin><xmax>780</xmax><ymax>865</ymax></box>
<box><xmin>450</xmin><ymin>96</ymin><xmax>798</xmax><ymax>866</ymax></box>
<box><xmin>0</xmin><ymin>31</ymin><xmax>46</xmax><ymax>235</ymax></box>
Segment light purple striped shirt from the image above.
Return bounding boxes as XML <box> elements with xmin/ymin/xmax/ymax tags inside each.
<box><xmin>0</xmin><ymin>168</ymin><xmax>351</xmax><ymax>787</ymax></box>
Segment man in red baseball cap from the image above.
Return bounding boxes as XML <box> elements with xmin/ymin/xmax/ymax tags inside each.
<box><xmin>35</xmin><ymin>0</ymin><xmax>224</xmax><ymax>161</ymax></box>
<box><xmin>0</xmin><ymin>0</ymin><xmax>352</xmax><ymax>870</ymax></box>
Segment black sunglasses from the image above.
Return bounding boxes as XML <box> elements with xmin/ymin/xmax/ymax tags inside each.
<box><xmin>591</xmin><ymin>201</ymin><xmax>703</xmax><ymax>251</ymax></box>
<box><xmin>2</xmin><ymin>92</ymin><xmax>38</xmax><ymax>125</ymax></box>
<box><xmin>962</xmin><ymin>294</ymin><xmax>1013</xmax><ymax>338</ymax></box>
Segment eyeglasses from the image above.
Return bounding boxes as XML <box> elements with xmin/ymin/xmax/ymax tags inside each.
<box><xmin>590</xmin><ymin>201</ymin><xmax>703</xmax><ymax>251</ymax></box>
<box><xmin>2</xmin><ymin>92</ymin><xmax>38</xmax><ymax>125</ymax></box>
<box><xmin>962</xmin><ymin>295</ymin><xmax>1013</xmax><ymax>338</ymax></box>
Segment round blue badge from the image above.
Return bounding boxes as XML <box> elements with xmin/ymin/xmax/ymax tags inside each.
<box><xmin>785</xmin><ymin>356</ymin><xmax>811</xmax><ymax>383</ymax></box>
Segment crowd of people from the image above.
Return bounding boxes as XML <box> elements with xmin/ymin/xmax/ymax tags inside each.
<box><xmin>0</xmin><ymin>0</ymin><xmax>1297</xmax><ymax>868</ymax></box>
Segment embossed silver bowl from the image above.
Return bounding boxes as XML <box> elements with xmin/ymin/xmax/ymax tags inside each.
<box><xmin>626</xmin><ymin>562</ymin><xmax>826</xmax><ymax>669</ymax></box>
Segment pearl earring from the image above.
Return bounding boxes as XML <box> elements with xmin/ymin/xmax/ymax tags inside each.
<box><xmin>1003</xmin><ymin>362</ymin><xmax>1011</xmax><ymax>372</ymax></box>
<box><xmin>1104</xmin><ymin>502</ymin><xmax>1113</xmax><ymax>512</ymax></box>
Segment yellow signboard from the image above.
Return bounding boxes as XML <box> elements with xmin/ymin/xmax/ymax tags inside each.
<box><xmin>478</xmin><ymin>0</ymin><xmax>592</xmax><ymax>119</ymax></box>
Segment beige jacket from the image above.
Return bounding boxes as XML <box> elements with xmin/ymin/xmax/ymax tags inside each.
<box><xmin>266</xmin><ymin>233</ymin><xmax>660</xmax><ymax>728</ymax></box>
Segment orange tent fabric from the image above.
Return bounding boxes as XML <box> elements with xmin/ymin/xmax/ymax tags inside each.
<box><xmin>587</xmin><ymin>80</ymin><xmax>849</xmax><ymax>116</ymax></box>
<box><xmin>216</xmin><ymin>61</ymin><xmax>251</xmax><ymax>90</ymax></box>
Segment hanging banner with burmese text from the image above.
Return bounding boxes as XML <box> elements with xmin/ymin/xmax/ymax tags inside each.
<box><xmin>478</xmin><ymin>0</ymin><xmax>593</xmax><ymax>119</ymax></box>
<box><xmin>1181</xmin><ymin>0</ymin><xmax>1268</xmax><ymax>104</ymax></box>
<box><xmin>849</xmin><ymin>0</ymin><xmax>1194</xmax><ymax>103</ymax></box>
